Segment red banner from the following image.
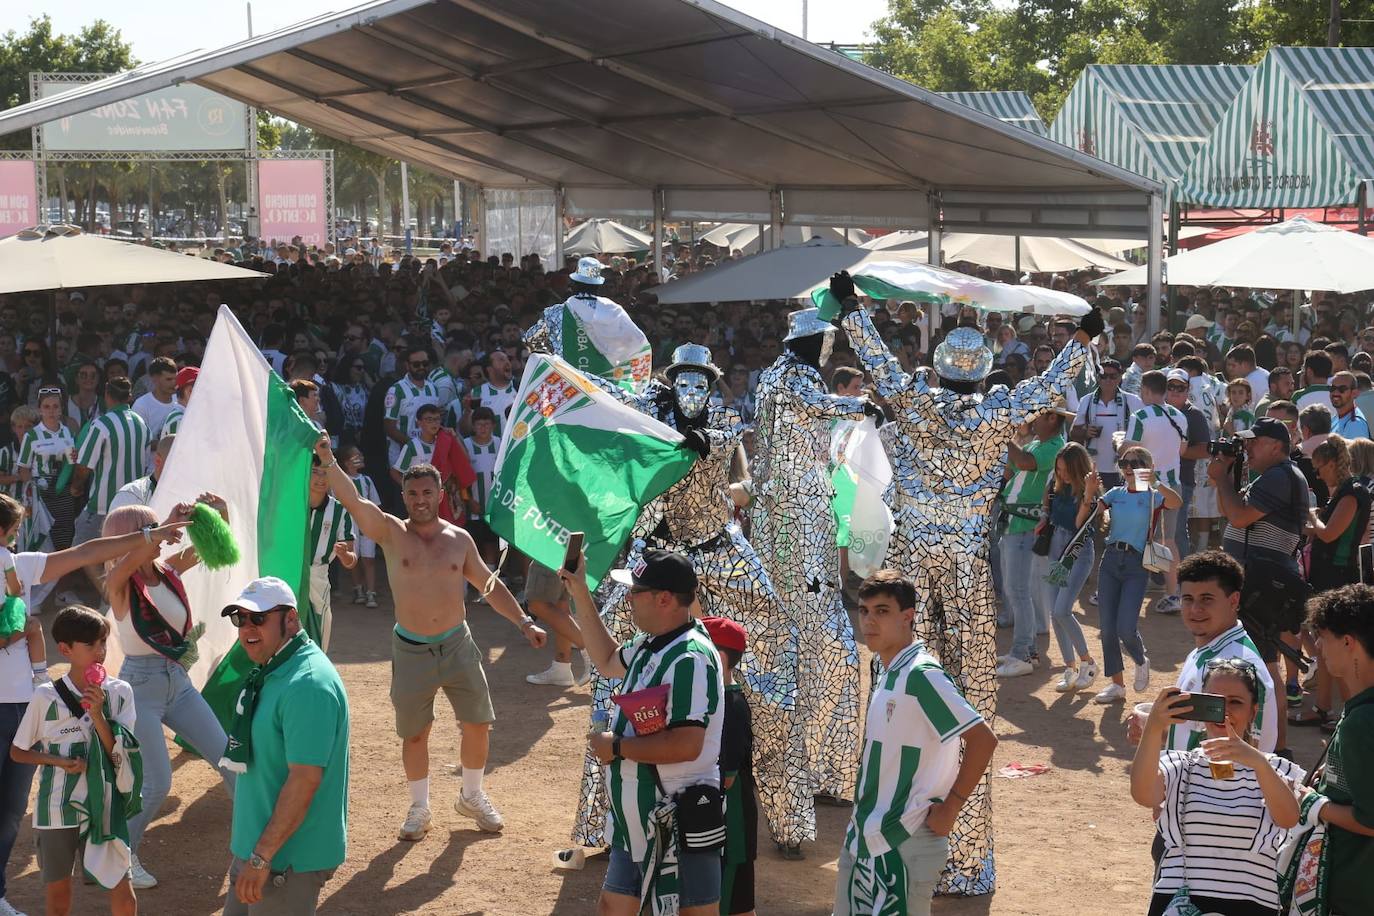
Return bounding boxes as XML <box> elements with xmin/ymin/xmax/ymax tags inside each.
<box><xmin>0</xmin><ymin>162</ymin><xmax>37</xmax><ymax>239</ymax></box>
<box><xmin>257</xmin><ymin>159</ymin><xmax>326</xmax><ymax>247</ymax></box>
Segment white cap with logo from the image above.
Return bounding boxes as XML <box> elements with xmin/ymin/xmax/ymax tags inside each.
<box><xmin>221</xmin><ymin>576</ymin><xmax>298</xmax><ymax>617</ymax></box>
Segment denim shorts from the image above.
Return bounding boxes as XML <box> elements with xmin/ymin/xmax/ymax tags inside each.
<box><xmin>603</xmin><ymin>844</ymin><xmax>722</xmax><ymax>908</ymax></box>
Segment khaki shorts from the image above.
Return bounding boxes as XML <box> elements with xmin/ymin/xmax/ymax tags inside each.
<box><xmin>390</xmin><ymin>622</ymin><xmax>495</xmax><ymax>738</ymax></box>
<box><xmin>525</xmin><ymin>561</ymin><xmax>567</xmax><ymax>605</ymax></box>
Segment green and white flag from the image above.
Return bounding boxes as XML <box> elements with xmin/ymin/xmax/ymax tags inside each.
<box><xmin>561</xmin><ymin>294</ymin><xmax>652</xmax><ymax>392</ymax></box>
<box><xmin>149</xmin><ymin>305</ymin><xmax>321</xmax><ymax>725</ymax></box>
<box><xmin>486</xmin><ymin>353</ymin><xmax>695</xmax><ymax>586</ymax></box>
<box><xmin>830</xmin><ymin>417</ymin><xmax>893</xmax><ymax>578</ymax></box>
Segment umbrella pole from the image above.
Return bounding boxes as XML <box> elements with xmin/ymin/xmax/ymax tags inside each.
<box><xmin>49</xmin><ymin>291</ymin><xmax>57</xmax><ymax>353</ymax></box>
<box><xmin>1014</xmin><ymin>236</ymin><xmax>1021</xmax><ymax>279</ymax></box>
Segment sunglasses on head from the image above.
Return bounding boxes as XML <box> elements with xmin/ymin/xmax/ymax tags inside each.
<box><xmin>37</xmin><ymin>386</ymin><xmax>62</xmax><ymax>396</ymax></box>
<box><xmin>227</xmin><ymin>607</ymin><xmax>283</xmax><ymax>628</ymax></box>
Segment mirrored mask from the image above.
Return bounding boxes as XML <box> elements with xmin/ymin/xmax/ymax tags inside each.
<box><xmin>673</xmin><ymin>370</ymin><xmax>711</xmax><ymax>418</ymax></box>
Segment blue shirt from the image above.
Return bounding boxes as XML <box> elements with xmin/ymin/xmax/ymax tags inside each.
<box><xmin>1334</xmin><ymin>407</ymin><xmax>1371</xmax><ymax>440</ymax></box>
<box><xmin>1101</xmin><ymin>486</ymin><xmax>1163</xmax><ymax>552</ymax></box>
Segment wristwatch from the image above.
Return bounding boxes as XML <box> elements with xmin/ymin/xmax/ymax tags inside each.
<box><xmin>248</xmin><ymin>852</ymin><xmax>270</xmax><ymax>870</ymax></box>
<box><xmin>612</xmin><ymin>738</ymin><xmax>623</xmax><ymax>761</ymax></box>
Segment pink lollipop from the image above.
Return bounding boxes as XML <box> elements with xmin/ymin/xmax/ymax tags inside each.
<box><xmin>81</xmin><ymin>663</ymin><xmax>107</xmax><ymax>710</ymax></box>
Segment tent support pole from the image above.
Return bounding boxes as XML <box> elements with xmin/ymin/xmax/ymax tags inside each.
<box><xmin>769</xmin><ymin>188</ymin><xmax>782</xmax><ymax>251</ymax></box>
<box><xmin>1360</xmin><ymin>183</ymin><xmax>1368</xmax><ymax>237</ymax></box>
<box><xmin>1146</xmin><ymin>192</ymin><xmax>1163</xmax><ymax>336</ymax></box>
<box><xmin>927</xmin><ymin>193</ymin><xmax>942</xmax><ymax>359</ymax></box>
<box><xmin>653</xmin><ymin>187</ymin><xmax>665</xmax><ymax>280</ymax></box>
<box><xmin>1014</xmin><ymin>236</ymin><xmax>1020</xmax><ymax>279</ymax></box>
<box><xmin>475</xmin><ymin>185</ymin><xmax>487</xmax><ymax>256</ymax></box>
<box><xmin>553</xmin><ymin>184</ymin><xmax>565</xmax><ymax>271</ymax></box>
<box><xmin>1167</xmin><ymin>197</ymin><xmax>1179</xmax><ymax>332</ymax></box>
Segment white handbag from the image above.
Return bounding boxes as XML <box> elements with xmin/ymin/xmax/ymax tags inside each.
<box><xmin>1141</xmin><ymin>495</ymin><xmax>1173</xmax><ymax>575</ymax></box>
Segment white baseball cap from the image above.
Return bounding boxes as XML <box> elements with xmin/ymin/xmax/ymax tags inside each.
<box><xmin>221</xmin><ymin>576</ymin><xmax>297</xmax><ymax>616</ymax></box>
<box><xmin>1166</xmin><ymin>368</ymin><xmax>1190</xmax><ymax>383</ymax></box>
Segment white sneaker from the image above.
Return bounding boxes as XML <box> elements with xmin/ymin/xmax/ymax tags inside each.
<box><xmin>995</xmin><ymin>658</ymin><xmax>1035</xmax><ymax>678</ymax></box>
<box><xmin>1155</xmin><ymin>595</ymin><xmax>1181</xmax><ymax>615</ymax></box>
<box><xmin>365</xmin><ymin>591</ymin><xmax>378</xmax><ymax>609</ymax></box>
<box><xmin>0</xmin><ymin>895</ymin><xmax>29</xmax><ymax>916</ymax></box>
<box><xmin>454</xmin><ymin>789</ymin><xmax>504</xmax><ymax>832</ymax></box>
<box><xmin>1093</xmin><ymin>682</ymin><xmax>1126</xmax><ymax>704</ymax></box>
<box><xmin>398</xmin><ymin>803</ymin><xmax>432</xmax><ymax>841</ymax></box>
<box><xmin>352</xmin><ymin>586</ymin><xmax>366</xmax><ymax>605</ymax></box>
<box><xmin>1134</xmin><ymin>656</ymin><xmax>1152</xmax><ymax>693</ymax></box>
<box><xmin>574</xmin><ymin>650</ymin><xmax>593</xmax><ymax>687</ymax></box>
<box><xmin>1074</xmin><ymin>663</ymin><xmax>1098</xmax><ymax>691</ymax></box>
<box><xmin>128</xmin><ymin>854</ymin><xmax>158</xmax><ymax>889</ymax></box>
<box><xmin>1054</xmin><ymin>668</ymin><xmax>1077</xmax><ymax>693</ymax></box>
<box><xmin>526</xmin><ymin>663</ymin><xmax>574</xmax><ymax>687</ymax></box>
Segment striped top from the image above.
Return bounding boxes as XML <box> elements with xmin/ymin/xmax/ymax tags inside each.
<box><xmin>472</xmin><ymin>380</ymin><xmax>518</xmax><ymax>435</ymax></box>
<box><xmin>0</xmin><ymin>445</ymin><xmax>20</xmax><ymax>499</ymax></box>
<box><xmin>464</xmin><ymin>436</ymin><xmax>499</xmax><ymax>517</ymax></box>
<box><xmin>349</xmin><ymin>473</ymin><xmax>378</xmax><ymax>505</ymax></box>
<box><xmin>384</xmin><ymin>377</ymin><xmax>439</xmax><ymax>443</ymax></box>
<box><xmin>74</xmin><ymin>405</ymin><xmax>150</xmax><ymax>515</ymax></box>
<box><xmin>1293</xmin><ymin>384</ymin><xmax>1332</xmax><ymax>412</ymax></box>
<box><xmin>1127</xmin><ymin>403</ymin><xmax>1188</xmax><ymax>487</ymax></box>
<box><xmin>609</xmin><ymin>621</ymin><xmax>722</xmax><ymax>861</ymax></box>
<box><xmin>159</xmin><ymin>404</ymin><xmax>184</xmax><ymax>438</ymax></box>
<box><xmin>845</xmin><ymin>641</ymin><xmax>982</xmax><ymax>859</ymax></box>
<box><xmin>13</xmin><ymin>675</ymin><xmax>137</xmax><ymax>828</ymax></box>
<box><xmin>427</xmin><ymin>367</ymin><xmax>465</xmax><ymax>409</ymax></box>
<box><xmin>17</xmin><ymin>423</ymin><xmax>75</xmax><ymax>480</ymax></box>
<box><xmin>1155</xmin><ymin>749</ymin><xmax>1304</xmax><ymax>909</ymax></box>
<box><xmin>392</xmin><ymin>436</ymin><xmax>436</xmax><ymax>474</ymax></box>
<box><xmin>1168</xmin><ymin>624</ymin><xmax>1276</xmax><ymax>753</ymax></box>
<box><xmin>308</xmin><ymin>495</ymin><xmax>354</xmax><ymax>567</ymax></box>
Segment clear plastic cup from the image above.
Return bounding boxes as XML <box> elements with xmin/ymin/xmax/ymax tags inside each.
<box><xmin>1134</xmin><ymin>468</ymin><xmax>1152</xmax><ymax>489</ymax></box>
<box><xmin>1132</xmin><ymin>702</ymin><xmax>1153</xmax><ymax>731</ymax></box>
<box><xmin>1209</xmin><ymin>760</ymin><xmax>1235</xmax><ymax>780</ymax></box>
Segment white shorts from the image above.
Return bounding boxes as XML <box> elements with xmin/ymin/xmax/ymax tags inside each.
<box><xmin>356</xmin><ymin>533</ymin><xmax>376</xmax><ymax>559</ymax></box>
<box><xmin>1190</xmin><ymin>479</ymin><xmax>1220</xmax><ymax>519</ymax></box>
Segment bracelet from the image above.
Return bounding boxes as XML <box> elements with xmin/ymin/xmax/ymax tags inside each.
<box><xmin>141</xmin><ymin>525</ymin><xmax>153</xmax><ymax>544</ymax></box>
<box><xmin>518</xmin><ymin>616</ymin><xmax>535</xmax><ymax>629</ymax></box>
<box><xmin>321</xmin><ymin>459</ymin><xmax>338</xmax><ymax>470</ymax></box>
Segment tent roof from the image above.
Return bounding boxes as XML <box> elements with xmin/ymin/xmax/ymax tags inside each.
<box><xmin>941</xmin><ymin>92</ymin><xmax>1046</xmax><ymax>135</ymax></box>
<box><xmin>1049</xmin><ymin>64</ymin><xmax>1254</xmax><ymax>184</ymax></box>
<box><xmin>1179</xmin><ymin>47</ymin><xmax>1374</xmax><ymax>208</ymax></box>
<box><xmin>0</xmin><ymin>0</ymin><xmax>1160</xmax><ymax>235</ymax></box>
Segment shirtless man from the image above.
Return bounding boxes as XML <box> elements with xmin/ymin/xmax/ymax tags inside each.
<box><xmin>315</xmin><ymin>432</ymin><xmax>546</xmax><ymax>841</ymax></box>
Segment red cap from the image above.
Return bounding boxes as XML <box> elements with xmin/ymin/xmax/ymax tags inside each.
<box><xmin>175</xmin><ymin>366</ymin><xmax>200</xmax><ymax>390</ymax></box>
<box><xmin>701</xmin><ymin>616</ymin><xmax>747</xmax><ymax>654</ymax></box>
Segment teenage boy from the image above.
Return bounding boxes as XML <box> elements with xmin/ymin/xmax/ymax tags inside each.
<box><xmin>11</xmin><ymin>605</ymin><xmax>139</xmax><ymax>916</ymax></box>
<box><xmin>836</xmin><ymin>570</ymin><xmax>998</xmax><ymax>916</ymax></box>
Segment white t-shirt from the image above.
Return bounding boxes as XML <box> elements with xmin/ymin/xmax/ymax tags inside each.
<box><xmin>114</xmin><ymin>579</ymin><xmax>189</xmax><ymax>658</ymax></box>
<box><xmin>1245</xmin><ymin>367</ymin><xmax>1270</xmax><ymax>411</ymax></box>
<box><xmin>0</xmin><ymin>548</ymin><xmax>35</xmax><ymax>703</ymax></box>
<box><xmin>131</xmin><ymin>393</ymin><xmax>178</xmax><ymax>451</ymax></box>
<box><xmin>1073</xmin><ymin>390</ymin><xmax>1143</xmax><ymax>473</ymax></box>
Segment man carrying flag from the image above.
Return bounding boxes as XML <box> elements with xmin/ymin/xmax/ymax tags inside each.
<box><xmin>315</xmin><ymin>434</ymin><xmax>548</xmax><ymax>844</ymax></box>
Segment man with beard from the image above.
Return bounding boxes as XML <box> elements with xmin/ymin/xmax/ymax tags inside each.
<box><xmin>314</xmin><ymin>434</ymin><xmax>546</xmax><ymax>843</ymax></box>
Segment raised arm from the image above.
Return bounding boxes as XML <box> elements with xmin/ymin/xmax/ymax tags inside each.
<box><xmin>841</xmin><ymin>307</ymin><xmax>921</xmax><ymax>403</ymax></box>
<box><xmin>314</xmin><ymin>432</ymin><xmax>397</xmax><ymax>545</ymax></box>
<box><xmin>558</xmin><ymin>550</ymin><xmax>626</xmax><ymax>679</ymax></box>
<box><xmin>522</xmin><ymin>310</ymin><xmax>552</xmax><ymax>354</ymax></box>
<box><xmin>37</xmin><ymin>518</ymin><xmax>190</xmax><ymax>585</ymax></box>
<box><xmin>1007</xmin><ymin>311</ymin><xmax>1102</xmax><ymax>428</ymax></box>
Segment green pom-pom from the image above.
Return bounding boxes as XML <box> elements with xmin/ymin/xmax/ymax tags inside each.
<box><xmin>0</xmin><ymin>595</ymin><xmax>26</xmax><ymax>638</ymax></box>
<box><xmin>187</xmin><ymin>503</ymin><xmax>240</xmax><ymax>570</ymax></box>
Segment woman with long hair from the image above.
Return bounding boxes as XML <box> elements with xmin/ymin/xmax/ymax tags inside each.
<box><xmin>1037</xmin><ymin>442</ymin><xmax>1100</xmax><ymax>693</ymax></box>
<box><xmin>15</xmin><ymin>340</ymin><xmax>58</xmax><ymax>407</ymax></box>
<box><xmin>17</xmin><ymin>386</ymin><xmax>77</xmax><ymax>554</ymax></box>
<box><xmin>66</xmin><ymin>360</ymin><xmax>102</xmax><ymax>431</ymax></box>
<box><xmin>102</xmin><ymin>500</ymin><xmax>237</xmax><ymax>890</ymax></box>
<box><xmin>330</xmin><ymin>355</ymin><xmax>372</xmax><ymax>448</ymax></box>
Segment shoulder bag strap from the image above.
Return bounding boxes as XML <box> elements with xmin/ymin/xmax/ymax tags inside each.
<box><xmin>52</xmin><ymin>678</ymin><xmax>86</xmax><ymax>721</ymax></box>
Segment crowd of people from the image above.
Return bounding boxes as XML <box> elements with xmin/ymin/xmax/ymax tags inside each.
<box><xmin>0</xmin><ymin>232</ymin><xmax>1363</xmax><ymax>915</ymax></box>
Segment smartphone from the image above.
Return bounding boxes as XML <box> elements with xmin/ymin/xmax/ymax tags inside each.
<box><xmin>1177</xmin><ymin>692</ymin><xmax>1226</xmax><ymax>724</ymax></box>
<box><xmin>564</xmin><ymin>531</ymin><xmax>585</xmax><ymax>573</ymax></box>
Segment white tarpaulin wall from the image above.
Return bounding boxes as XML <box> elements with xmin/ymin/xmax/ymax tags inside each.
<box><xmin>483</xmin><ymin>188</ymin><xmax>556</xmax><ymax>262</ymax></box>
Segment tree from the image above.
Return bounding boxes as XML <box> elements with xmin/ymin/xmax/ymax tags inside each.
<box><xmin>0</xmin><ymin>15</ymin><xmax>137</xmax><ymax>150</ymax></box>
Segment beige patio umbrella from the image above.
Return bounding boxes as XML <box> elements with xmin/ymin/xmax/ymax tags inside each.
<box><xmin>701</xmin><ymin>223</ymin><xmax>871</xmax><ymax>254</ymax></box>
<box><xmin>561</xmin><ymin>218</ymin><xmax>653</xmax><ymax>256</ymax></box>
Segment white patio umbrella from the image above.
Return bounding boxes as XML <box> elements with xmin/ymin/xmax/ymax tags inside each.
<box><xmin>1094</xmin><ymin>216</ymin><xmax>1374</xmax><ymax>292</ymax></box>
<box><xmin>561</xmin><ymin>218</ymin><xmax>653</xmax><ymax>256</ymax></box>
<box><xmin>0</xmin><ymin>224</ymin><xmax>268</xmax><ymax>295</ymax></box>
<box><xmin>861</xmin><ymin>231</ymin><xmax>1130</xmax><ymax>271</ymax></box>
<box><xmin>700</xmin><ymin>223</ymin><xmax>871</xmax><ymax>254</ymax></box>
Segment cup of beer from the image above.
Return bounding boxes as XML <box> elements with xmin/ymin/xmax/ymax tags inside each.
<box><xmin>1209</xmin><ymin>759</ymin><xmax>1235</xmax><ymax>780</ymax></box>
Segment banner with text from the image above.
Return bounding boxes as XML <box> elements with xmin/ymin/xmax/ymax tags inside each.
<box><xmin>0</xmin><ymin>162</ymin><xmax>37</xmax><ymax>238</ymax></box>
<box><xmin>39</xmin><ymin>80</ymin><xmax>247</xmax><ymax>152</ymax></box>
<box><xmin>257</xmin><ymin>160</ymin><xmax>327</xmax><ymax>248</ymax></box>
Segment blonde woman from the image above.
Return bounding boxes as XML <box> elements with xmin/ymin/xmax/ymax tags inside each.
<box><xmin>1037</xmin><ymin>442</ymin><xmax>1099</xmax><ymax>692</ymax></box>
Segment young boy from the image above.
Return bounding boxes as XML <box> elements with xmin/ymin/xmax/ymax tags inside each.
<box><xmin>463</xmin><ymin>406</ymin><xmax>501</xmax><ymax>569</ymax></box>
<box><xmin>12</xmin><ymin>605</ymin><xmax>139</xmax><ymax>916</ymax></box>
<box><xmin>836</xmin><ymin>570</ymin><xmax>998</xmax><ymax>916</ymax></box>
<box><xmin>340</xmin><ymin>445</ymin><xmax>380</xmax><ymax>608</ymax></box>
<box><xmin>1222</xmin><ymin>378</ymin><xmax>1255</xmax><ymax>436</ymax></box>
<box><xmin>391</xmin><ymin>403</ymin><xmax>443</xmax><ymax>486</ymax></box>
<box><xmin>0</xmin><ymin>407</ymin><xmax>36</xmax><ymax>500</ymax></box>
<box><xmin>703</xmin><ymin>616</ymin><xmax>758</xmax><ymax>916</ymax></box>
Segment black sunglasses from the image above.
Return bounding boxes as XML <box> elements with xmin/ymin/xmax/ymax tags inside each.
<box><xmin>1331</xmin><ymin>384</ymin><xmax>1353</xmax><ymax>393</ymax></box>
<box><xmin>23</xmin><ymin>348</ymin><xmax>41</xmax><ymax>356</ymax></box>
<box><xmin>409</xmin><ymin>360</ymin><xmax>430</xmax><ymax>370</ymax></box>
<box><xmin>227</xmin><ymin>608</ymin><xmax>284</xmax><ymax>628</ymax></box>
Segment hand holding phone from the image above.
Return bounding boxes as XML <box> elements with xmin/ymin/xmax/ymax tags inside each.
<box><xmin>564</xmin><ymin>531</ymin><xmax>585</xmax><ymax>573</ymax></box>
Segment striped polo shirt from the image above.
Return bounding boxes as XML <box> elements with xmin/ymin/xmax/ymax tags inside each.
<box><xmin>0</xmin><ymin>445</ymin><xmax>20</xmax><ymax>499</ymax></box>
<box><xmin>464</xmin><ymin>436</ymin><xmax>500</xmax><ymax>516</ymax></box>
<box><xmin>1168</xmin><ymin>624</ymin><xmax>1276</xmax><ymax>754</ymax></box>
<box><xmin>383</xmin><ymin>377</ymin><xmax>439</xmax><ymax>444</ymax></box>
<box><xmin>845</xmin><ymin>640</ymin><xmax>983</xmax><ymax>860</ymax></box>
<box><xmin>472</xmin><ymin>380</ymin><xmax>518</xmax><ymax>435</ymax></box>
<box><xmin>392</xmin><ymin>436</ymin><xmax>436</xmax><ymax>474</ymax></box>
<box><xmin>17</xmin><ymin>423</ymin><xmax>75</xmax><ymax>480</ymax></box>
<box><xmin>350</xmin><ymin>473</ymin><xmax>378</xmax><ymax>505</ymax></box>
<box><xmin>159</xmin><ymin>404</ymin><xmax>185</xmax><ymax>438</ymax></box>
<box><xmin>1126</xmin><ymin>403</ymin><xmax>1188</xmax><ymax>487</ymax></box>
<box><xmin>74</xmin><ymin>404</ymin><xmax>150</xmax><ymax>515</ymax></box>
<box><xmin>308</xmin><ymin>495</ymin><xmax>354</xmax><ymax>567</ymax></box>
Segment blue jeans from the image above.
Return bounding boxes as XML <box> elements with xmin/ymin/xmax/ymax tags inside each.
<box><xmin>989</xmin><ymin>505</ymin><xmax>1009</xmax><ymax>625</ymax></box>
<box><xmin>1041</xmin><ymin>528</ymin><xmax>1093</xmax><ymax>665</ymax></box>
<box><xmin>0</xmin><ymin>702</ymin><xmax>34</xmax><ymax>899</ymax></box>
<box><xmin>121</xmin><ymin>654</ymin><xmax>237</xmax><ymax>852</ymax></box>
<box><xmin>1000</xmin><ymin>530</ymin><xmax>1047</xmax><ymax>661</ymax></box>
<box><xmin>603</xmin><ymin>844</ymin><xmax>721</xmax><ymax>908</ymax></box>
<box><xmin>1174</xmin><ymin>483</ymin><xmax>1194</xmax><ymax>559</ymax></box>
<box><xmin>1096</xmin><ymin>546</ymin><xmax>1149</xmax><ymax>677</ymax></box>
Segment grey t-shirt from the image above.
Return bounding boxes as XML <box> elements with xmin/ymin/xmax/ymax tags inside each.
<box><xmin>1222</xmin><ymin>460</ymin><xmax>1308</xmax><ymax>562</ymax></box>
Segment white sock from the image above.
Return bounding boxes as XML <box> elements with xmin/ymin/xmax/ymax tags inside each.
<box><xmin>30</xmin><ymin>662</ymin><xmax>46</xmax><ymax>674</ymax></box>
<box><xmin>409</xmin><ymin>777</ymin><xmax>429</xmax><ymax>808</ymax></box>
<box><xmin>550</xmin><ymin>660</ymin><xmax>572</xmax><ymax>674</ymax></box>
<box><xmin>462</xmin><ymin>767</ymin><xmax>484</xmax><ymax>798</ymax></box>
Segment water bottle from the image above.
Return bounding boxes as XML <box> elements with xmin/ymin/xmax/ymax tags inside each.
<box><xmin>589</xmin><ymin>708</ymin><xmax>611</xmax><ymax>734</ymax></box>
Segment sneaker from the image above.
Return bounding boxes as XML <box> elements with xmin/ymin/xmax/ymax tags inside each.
<box><xmin>1028</xmin><ymin>653</ymin><xmax>1043</xmax><ymax>670</ymax></box>
<box><xmin>0</xmin><ymin>896</ymin><xmax>28</xmax><ymax>916</ymax></box>
<box><xmin>1054</xmin><ymin>668</ymin><xmax>1078</xmax><ymax>693</ymax></box>
<box><xmin>454</xmin><ymin>789</ymin><xmax>504</xmax><ymax>832</ymax></box>
<box><xmin>1093</xmin><ymin>682</ymin><xmax>1126</xmax><ymax>704</ymax></box>
<box><xmin>1286</xmin><ymin>682</ymin><xmax>1304</xmax><ymax>706</ymax></box>
<box><xmin>1134</xmin><ymin>656</ymin><xmax>1151</xmax><ymax>693</ymax></box>
<box><xmin>1155</xmin><ymin>595</ymin><xmax>1181</xmax><ymax>615</ymax></box>
<box><xmin>995</xmin><ymin>658</ymin><xmax>1035</xmax><ymax>678</ymax></box>
<box><xmin>1088</xmin><ymin>592</ymin><xmax>1099</xmax><ymax>607</ymax></box>
<box><xmin>552</xmin><ymin>847</ymin><xmax>586</xmax><ymax>870</ymax></box>
<box><xmin>128</xmin><ymin>854</ymin><xmax>158</xmax><ymax>889</ymax></box>
<box><xmin>778</xmin><ymin>842</ymin><xmax>804</xmax><ymax>860</ymax></box>
<box><xmin>526</xmin><ymin>663</ymin><xmax>574</xmax><ymax>687</ymax></box>
<box><xmin>365</xmin><ymin>591</ymin><xmax>378</xmax><ymax>609</ymax></box>
<box><xmin>1074</xmin><ymin>663</ymin><xmax>1098</xmax><ymax>691</ymax></box>
<box><xmin>398</xmin><ymin>803</ymin><xmax>432</xmax><ymax>841</ymax></box>
<box><xmin>352</xmin><ymin>586</ymin><xmax>366</xmax><ymax>605</ymax></box>
<box><xmin>574</xmin><ymin>650</ymin><xmax>593</xmax><ymax>688</ymax></box>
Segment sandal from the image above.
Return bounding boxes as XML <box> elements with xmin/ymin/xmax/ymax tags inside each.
<box><xmin>1289</xmin><ymin>708</ymin><xmax>1330</xmax><ymax>727</ymax></box>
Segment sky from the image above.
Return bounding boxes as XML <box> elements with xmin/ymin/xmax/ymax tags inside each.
<box><xmin>1</xmin><ymin>0</ymin><xmax>892</xmax><ymax>63</ymax></box>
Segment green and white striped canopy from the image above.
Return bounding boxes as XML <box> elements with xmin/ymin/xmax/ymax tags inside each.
<box><xmin>1179</xmin><ymin>47</ymin><xmax>1374</xmax><ymax>208</ymax></box>
<box><xmin>941</xmin><ymin>92</ymin><xmax>1047</xmax><ymax>135</ymax></box>
<box><xmin>1049</xmin><ymin>65</ymin><xmax>1254</xmax><ymax>187</ymax></box>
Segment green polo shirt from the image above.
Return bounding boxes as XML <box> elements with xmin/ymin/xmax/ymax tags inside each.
<box><xmin>1320</xmin><ymin>685</ymin><xmax>1374</xmax><ymax>915</ymax></box>
<box><xmin>1000</xmin><ymin>435</ymin><xmax>1064</xmax><ymax>534</ymax></box>
<box><xmin>229</xmin><ymin>638</ymin><xmax>350</xmax><ymax>872</ymax></box>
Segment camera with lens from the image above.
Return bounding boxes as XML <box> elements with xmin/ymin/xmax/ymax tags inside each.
<box><xmin>1208</xmin><ymin>438</ymin><xmax>1244</xmax><ymax>458</ymax></box>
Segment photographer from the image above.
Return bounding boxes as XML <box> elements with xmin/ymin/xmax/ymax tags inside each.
<box><xmin>1209</xmin><ymin>416</ymin><xmax>1310</xmax><ymax>758</ymax></box>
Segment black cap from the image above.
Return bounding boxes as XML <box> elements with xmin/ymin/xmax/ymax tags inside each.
<box><xmin>1235</xmin><ymin>415</ymin><xmax>1291</xmax><ymax>449</ymax></box>
<box><xmin>610</xmin><ymin>548</ymin><xmax>698</xmax><ymax>593</ymax></box>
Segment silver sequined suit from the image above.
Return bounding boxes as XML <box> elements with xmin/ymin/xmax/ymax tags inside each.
<box><xmin>571</xmin><ymin>382</ymin><xmax>813</xmax><ymax>848</ymax></box>
<box><xmin>750</xmin><ymin>353</ymin><xmax>868</xmax><ymax>801</ymax></box>
<box><xmin>844</xmin><ymin>309</ymin><xmax>1088</xmax><ymax>896</ymax></box>
<box><xmin>522</xmin><ymin>302</ymin><xmax>568</xmax><ymax>355</ymax></box>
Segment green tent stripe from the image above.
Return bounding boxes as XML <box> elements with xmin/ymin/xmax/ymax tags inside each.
<box><xmin>941</xmin><ymin>92</ymin><xmax>1046</xmax><ymax>135</ymax></box>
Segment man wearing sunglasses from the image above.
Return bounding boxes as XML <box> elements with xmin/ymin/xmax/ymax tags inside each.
<box><xmin>219</xmin><ymin>576</ymin><xmax>348</xmax><ymax>916</ymax></box>
<box><xmin>1070</xmin><ymin>358</ymin><xmax>1141</xmax><ymax>490</ymax></box>
<box><xmin>382</xmin><ymin>343</ymin><xmax>439</xmax><ymax>468</ymax></box>
<box><xmin>1328</xmin><ymin>371</ymin><xmax>1370</xmax><ymax>439</ymax></box>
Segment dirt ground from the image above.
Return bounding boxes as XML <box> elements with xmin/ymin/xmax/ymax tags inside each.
<box><xmin>5</xmin><ymin>574</ymin><xmax>1328</xmax><ymax>916</ymax></box>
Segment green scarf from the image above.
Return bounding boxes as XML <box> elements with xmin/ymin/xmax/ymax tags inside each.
<box><xmin>75</xmin><ymin>710</ymin><xmax>143</xmax><ymax>890</ymax></box>
<box><xmin>219</xmin><ymin>631</ymin><xmax>307</xmax><ymax>775</ymax></box>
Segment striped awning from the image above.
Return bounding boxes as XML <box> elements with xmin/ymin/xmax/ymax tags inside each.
<box><xmin>941</xmin><ymin>92</ymin><xmax>1047</xmax><ymax>135</ymax></box>
<box><xmin>1049</xmin><ymin>65</ymin><xmax>1254</xmax><ymax>186</ymax></box>
<box><xmin>1179</xmin><ymin>47</ymin><xmax>1374</xmax><ymax>208</ymax></box>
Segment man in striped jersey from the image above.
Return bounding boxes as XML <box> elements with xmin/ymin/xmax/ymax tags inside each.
<box><xmin>463</xmin><ymin>407</ymin><xmax>501</xmax><ymax>568</ymax></box>
<box><xmin>391</xmin><ymin>404</ymin><xmax>441</xmax><ymax>487</ymax></box>
<box><xmin>71</xmin><ymin>378</ymin><xmax>149</xmax><ymax>585</ymax></box>
<box><xmin>308</xmin><ymin>453</ymin><xmax>356</xmax><ymax>653</ymax></box>
<box><xmin>563</xmin><ymin>548</ymin><xmax>725</xmax><ymax>916</ymax></box>
<box><xmin>156</xmin><ymin>366</ymin><xmax>197</xmax><ymax>439</ymax></box>
<box><xmin>837</xmin><ymin>571</ymin><xmax>997</xmax><ymax>916</ymax></box>
<box><xmin>383</xmin><ymin>343</ymin><xmax>439</xmax><ymax>467</ymax></box>
<box><xmin>470</xmin><ymin>351</ymin><xmax>518</xmax><ymax>436</ymax></box>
